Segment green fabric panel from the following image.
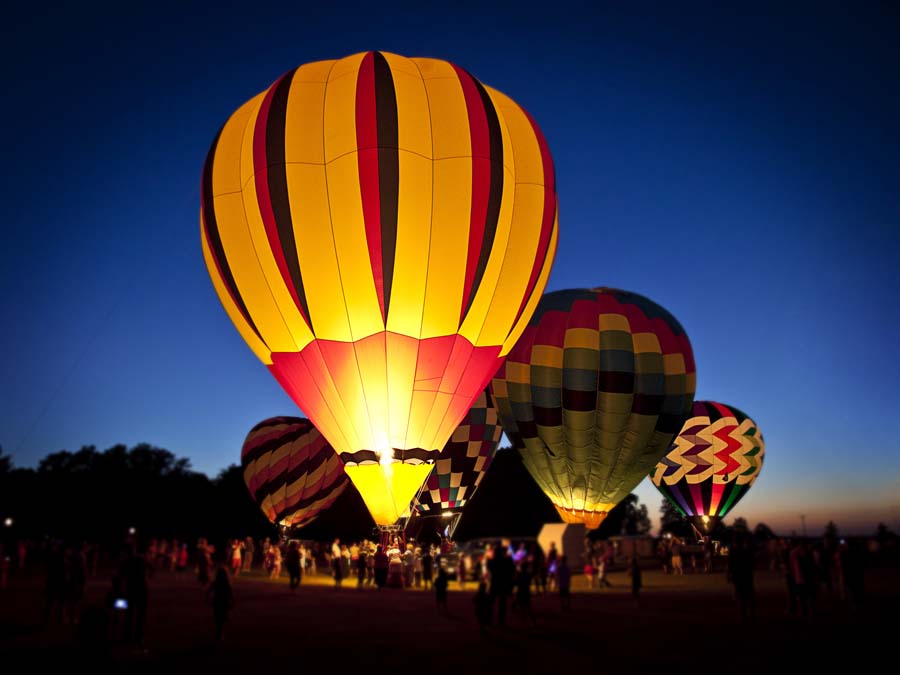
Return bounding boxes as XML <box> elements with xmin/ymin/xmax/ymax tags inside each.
<box><xmin>599</xmin><ymin>330</ymin><xmax>634</xmax><ymax>351</ymax></box>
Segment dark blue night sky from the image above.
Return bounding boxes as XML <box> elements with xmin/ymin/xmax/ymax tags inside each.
<box><xmin>2</xmin><ymin>1</ymin><xmax>898</xmax><ymax>533</ymax></box>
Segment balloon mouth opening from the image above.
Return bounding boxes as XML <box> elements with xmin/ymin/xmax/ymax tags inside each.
<box><xmin>554</xmin><ymin>505</ymin><xmax>610</xmax><ymax>530</ymax></box>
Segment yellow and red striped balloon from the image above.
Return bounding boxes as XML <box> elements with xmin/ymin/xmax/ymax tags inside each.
<box><xmin>202</xmin><ymin>51</ymin><xmax>558</xmax><ymax>524</ymax></box>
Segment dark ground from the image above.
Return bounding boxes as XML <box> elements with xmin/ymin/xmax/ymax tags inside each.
<box><xmin>1</xmin><ymin>564</ymin><xmax>896</xmax><ymax>673</ymax></box>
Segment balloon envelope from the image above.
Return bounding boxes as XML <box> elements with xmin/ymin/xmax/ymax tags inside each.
<box><xmin>202</xmin><ymin>51</ymin><xmax>558</xmax><ymax>524</ymax></box>
<box><xmin>241</xmin><ymin>417</ymin><xmax>349</xmax><ymax>528</ymax></box>
<box><xmin>412</xmin><ymin>388</ymin><xmax>503</xmax><ymax>515</ymax></box>
<box><xmin>650</xmin><ymin>400</ymin><xmax>765</xmax><ymax>534</ymax></box>
<box><xmin>491</xmin><ymin>288</ymin><xmax>696</xmax><ymax>528</ymax></box>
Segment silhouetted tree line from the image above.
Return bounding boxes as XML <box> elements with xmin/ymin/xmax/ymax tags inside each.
<box><xmin>0</xmin><ymin>444</ymin><xmax>275</xmax><ymax>547</ymax></box>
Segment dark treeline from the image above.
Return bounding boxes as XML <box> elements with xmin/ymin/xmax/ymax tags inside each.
<box><xmin>0</xmin><ymin>444</ymin><xmax>275</xmax><ymax>547</ymax></box>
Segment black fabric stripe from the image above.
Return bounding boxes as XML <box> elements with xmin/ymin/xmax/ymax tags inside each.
<box><xmin>597</xmin><ymin>371</ymin><xmax>634</xmax><ymax>394</ymax></box>
<box><xmin>202</xmin><ymin>129</ymin><xmax>264</xmax><ymax>342</ymax></box>
<box><xmin>562</xmin><ymin>389</ymin><xmax>597</xmax><ymax>412</ymax></box>
<box><xmin>265</xmin><ymin>68</ymin><xmax>311</xmax><ymax>321</ymax></box>
<box><xmin>241</xmin><ymin>424</ymin><xmax>318</xmax><ymax>468</ymax></box>
<box><xmin>273</xmin><ymin>474</ymin><xmax>349</xmax><ymax>523</ymax></box>
<box><xmin>253</xmin><ymin>449</ymin><xmax>333</xmax><ymax>500</ymax></box>
<box><xmin>533</xmin><ymin>406</ymin><xmax>562</xmax><ymax>427</ymax></box>
<box><xmin>463</xmin><ymin>73</ymin><xmax>504</xmax><ymax>319</ymax></box>
<box><xmin>373</xmin><ymin>52</ymin><xmax>399</xmax><ymax>320</ymax></box>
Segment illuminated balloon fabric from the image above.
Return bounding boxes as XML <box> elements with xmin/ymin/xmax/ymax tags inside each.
<box><xmin>413</xmin><ymin>389</ymin><xmax>503</xmax><ymax>514</ymax></box>
<box><xmin>241</xmin><ymin>417</ymin><xmax>349</xmax><ymax>528</ymax></box>
<box><xmin>650</xmin><ymin>400</ymin><xmax>764</xmax><ymax>533</ymax></box>
<box><xmin>202</xmin><ymin>51</ymin><xmax>558</xmax><ymax>524</ymax></box>
<box><xmin>491</xmin><ymin>288</ymin><xmax>696</xmax><ymax>529</ymax></box>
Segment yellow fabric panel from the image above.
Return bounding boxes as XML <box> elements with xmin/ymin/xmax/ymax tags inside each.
<box><xmin>565</xmin><ymin>327</ymin><xmax>600</xmax><ymax>350</ymax></box>
<box><xmin>354</xmin><ymin>335</ymin><xmax>390</xmax><ymax>450</ymax></box>
<box><xmin>239</xmin><ymin>168</ymin><xmax>314</xmax><ymax>351</ymax></box>
<box><xmin>382</xmin><ymin>53</ymin><xmax>432</xmax><ymax>159</ymax></box>
<box><xmin>410</xmin><ymin>57</ymin><xmax>456</xmax><ymax>80</ymax></box>
<box><xmin>465</xmin><ymin>182</ymin><xmax>542</xmax><ymax>345</ymax></box>
<box><xmin>663</xmin><ymin>353</ymin><xmax>686</xmax><ymax>374</ymax></box>
<box><xmin>633</xmin><ymin>332</ymin><xmax>662</xmax><ymax>354</ymax></box>
<box><xmin>387</xmin><ymin>151</ymin><xmax>432</xmax><ymax>337</ymax></box>
<box><xmin>260</xmin><ymin>495</ymin><xmax>274</xmax><ymax>521</ymax></box>
<box><xmin>329</xmin><ymin>51</ymin><xmax>366</xmax><ymax>82</ymax></box>
<box><xmin>501</xmin><ymin>217</ymin><xmax>558</xmax><ymax>355</ymax></box>
<box><xmin>420</xmin><ymin>158</ymin><xmax>470</xmax><ymax>338</ymax></box>
<box><xmin>325</xmin><ymin>153</ymin><xmax>383</xmax><ymax>340</ymax></box>
<box><xmin>292</xmin><ymin>58</ymin><xmax>335</xmax><ymax>83</ymax></box>
<box><xmin>406</xmin><ymin>390</ymin><xmax>438</xmax><ymax>449</ymax></box>
<box><xmin>211</xmin><ymin>93</ymin><xmax>264</xmax><ymax>196</ymax></box>
<box><xmin>284</xmin><ymin>78</ymin><xmax>327</xmax><ymax>165</ymax></box>
<box><xmin>386</xmin><ymin>334</ymin><xmax>418</xmax><ymax>449</ymax></box>
<box><xmin>211</xmin><ymin>192</ymin><xmax>296</xmax><ymax>352</ymax></box>
<box><xmin>504</xmin><ymin>361</ymin><xmax>531</xmax><ymax>384</ymax></box>
<box><xmin>344</xmin><ymin>463</ymin><xmax>433</xmax><ymax>525</ymax></box>
<box><xmin>598</xmin><ymin>313</ymin><xmax>631</xmax><ymax>333</ymax></box>
<box><xmin>417</xmin><ymin>65</ymin><xmax>471</xmax><ymax>160</ymax></box>
<box><xmin>531</xmin><ymin>344</ymin><xmax>563</xmax><ymax>369</ymax></box>
<box><xmin>201</xmin><ymin>221</ymin><xmax>272</xmax><ymax>364</ymax></box>
<box><xmin>284</xmin><ymin>164</ymin><xmax>352</xmax><ymax>341</ymax></box>
<box><xmin>488</xmin><ymin>87</ymin><xmax>544</xmax><ymax>186</ymax></box>
<box><xmin>421</xmin><ymin>391</ymin><xmax>455</xmax><ymax>451</ymax></box>
<box><xmin>324</xmin><ymin>53</ymin><xmax>364</xmax><ymax>163</ymax></box>
<box><xmin>380</xmin><ymin>51</ymin><xmax>419</xmax><ymax>78</ymax></box>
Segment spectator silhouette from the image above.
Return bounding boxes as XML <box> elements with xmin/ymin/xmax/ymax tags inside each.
<box><xmin>628</xmin><ymin>555</ymin><xmax>642</xmax><ymax>607</ymax></box>
<box><xmin>488</xmin><ymin>545</ymin><xmax>515</xmax><ymax>626</ymax></box>
<box><xmin>473</xmin><ymin>581</ymin><xmax>492</xmax><ymax>635</ymax></box>
<box><xmin>121</xmin><ymin>543</ymin><xmax>149</xmax><ymax>650</ymax></box>
<box><xmin>207</xmin><ymin>565</ymin><xmax>234</xmax><ymax>641</ymax></box>
<box><xmin>727</xmin><ymin>535</ymin><xmax>756</xmax><ymax>620</ymax></box>
<box><xmin>374</xmin><ymin>545</ymin><xmax>389</xmax><ymax>589</ymax></box>
<box><xmin>285</xmin><ymin>541</ymin><xmax>302</xmax><ymax>591</ymax></box>
<box><xmin>557</xmin><ymin>555</ymin><xmax>572</xmax><ymax>611</ymax></box>
<box><xmin>515</xmin><ymin>565</ymin><xmax>536</xmax><ymax>626</ymax></box>
<box><xmin>44</xmin><ymin>540</ymin><xmax>66</xmax><ymax>625</ymax></box>
<box><xmin>435</xmin><ymin>567</ymin><xmax>449</xmax><ymax>612</ymax></box>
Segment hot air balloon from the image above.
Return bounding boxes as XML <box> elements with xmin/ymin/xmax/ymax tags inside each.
<box><xmin>650</xmin><ymin>400</ymin><xmax>765</xmax><ymax>535</ymax></box>
<box><xmin>412</xmin><ymin>388</ymin><xmax>503</xmax><ymax>528</ymax></box>
<box><xmin>241</xmin><ymin>416</ymin><xmax>349</xmax><ymax>529</ymax></box>
<box><xmin>202</xmin><ymin>51</ymin><xmax>558</xmax><ymax>525</ymax></box>
<box><xmin>491</xmin><ymin>288</ymin><xmax>696</xmax><ymax>529</ymax></box>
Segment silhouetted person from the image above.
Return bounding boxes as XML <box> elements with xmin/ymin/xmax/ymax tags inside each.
<box><xmin>331</xmin><ymin>538</ymin><xmax>343</xmax><ymax>587</ymax></box>
<box><xmin>488</xmin><ymin>545</ymin><xmax>515</xmax><ymax>626</ymax></box>
<box><xmin>557</xmin><ymin>555</ymin><xmax>572</xmax><ymax>611</ymax></box>
<box><xmin>843</xmin><ymin>539</ymin><xmax>866</xmax><ymax>611</ymax></box>
<box><xmin>356</xmin><ymin>548</ymin><xmax>367</xmax><ymax>588</ymax></box>
<box><xmin>547</xmin><ymin>542</ymin><xmax>559</xmax><ymax>591</ymax></box>
<box><xmin>121</xmin><ymin>544</ymin><xmax>149</xmax><ymax>649</ymax></box>
<box><xmin>66</xmin><ymin>544</ymin><xmax>88</xmax><ymax>624</ymax></box>
<box><xmin>728</xmin><ymin>535</ymin><xmax>756</xmax><ymax>620</ymax></box>
<box><xmin>628</xmin><ymin>555</ymin><xmax>642</xmax><ymax>607</ymax></box>
<box><xmin>285</xmin><ymin>541</ymin><xmax>302</xmax><ymax>591</ymax></box>
<box><xmin>207</xmin><ymin>566</ymin><xmax>234</xmax><ymax>641</ymax></box>
<box><xmin>515</xmin><ymin>566</ymin><xmax>536</xmax><ymax>626</ymax></box>
<box><xmin>473</xmin><ymin>581</ymin><xmax>492</xmax><ymax>635</ymax></box>
<box><xmin>374</xmin><ymin>545</ymin><xmax>389</xmax><ymax>589</ymax></box>
<box><xmin>422</xmin><ymin>548</ymin><xmax>434</xmax><ymax>590</ymax></box>
<box><xmin>789</xmin><ymin>541</ymin><xmax>812</xmax><ymax>617</ymax></box>
<box><xmin>44</xmin><ymin>540</ymin><xmax>66</xmax><ymax>625</ymax></box>
<box><xmin>435</xmin><ymin>567</ymin><xmax>449</xmax><ymax>612</ymax></box>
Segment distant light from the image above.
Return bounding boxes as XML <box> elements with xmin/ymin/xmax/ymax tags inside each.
<box><xmin>128</xmin><ymin>527</ymin><xmax>136</xmax><ymax>535</ymax></box>
<box><xmin>3</xmin><ymin>517</ymin><xmax>12</xmax><ymax>528</ymax></box>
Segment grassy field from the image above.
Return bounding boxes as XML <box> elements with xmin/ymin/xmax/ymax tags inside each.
<box><xmin>1</xmin><ymin>564</ymin><xmax>896</xmax><ymax>673</ymax></box>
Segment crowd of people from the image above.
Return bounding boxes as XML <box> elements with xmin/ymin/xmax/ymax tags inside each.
<box><xmin>0</xmin><ymin>526</ymin><xmax>879</xmax><ymax>651</ymax></box>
